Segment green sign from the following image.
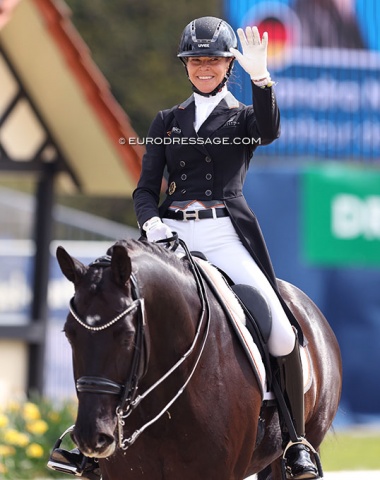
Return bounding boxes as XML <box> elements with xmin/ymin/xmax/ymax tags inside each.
<box><xmin>301</xmin><ymin>165</ymin><xmax>380</xmax><ymax>267</ymax></box>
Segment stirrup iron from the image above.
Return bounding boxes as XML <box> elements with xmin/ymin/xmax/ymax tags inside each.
<box><xmin>281</xmin><ymin>438</ymin><xmax>323</xmax><ymax>480</ymax></box>
<box><xmin>47</xmin><ymin>425</ymin><xmax>87</xmax><ymax>476</ymax></box>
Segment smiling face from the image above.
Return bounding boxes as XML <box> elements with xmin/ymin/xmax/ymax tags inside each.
<box><xmin>186</xmin><ymin>56</ymin><xmax>232</xmax><ymax>94</ymax></box>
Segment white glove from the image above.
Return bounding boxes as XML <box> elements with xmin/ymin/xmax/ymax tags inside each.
<box><xmin>143</xmin><ymin>216</ymin><xmax>172</xmax><ymax>243</ymax></box>
<box><xmin>229</xmin><ymin>26</ymin><xmax>270</xmax><ymax>82</ymax></box>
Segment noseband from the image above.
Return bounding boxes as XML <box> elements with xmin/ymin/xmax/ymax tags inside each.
<box><xmin>71</xmin><ymin>241</ymin><xmax>210</xmax><ymax>451</ymax></box>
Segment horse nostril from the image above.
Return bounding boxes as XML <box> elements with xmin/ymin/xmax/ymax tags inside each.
<box><xmin>72</xmin><ymin>428</ymin><xmax>114</xmax><ymax>457</ymax></box>
<box><xmin>96</xmin><ymin>433</ymin><xmax>114</xmax><ymax>451</ymax></box>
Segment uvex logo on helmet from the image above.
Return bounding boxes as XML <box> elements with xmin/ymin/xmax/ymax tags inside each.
<box><xmin>198</xmin><ymin>44</ymin><xmax>210</xmax><ymax>48</ymax></box>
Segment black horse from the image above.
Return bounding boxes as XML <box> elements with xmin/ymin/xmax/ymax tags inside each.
<box><xmin>56</xmin><ymin>239</ymin><xmax>342</xmax><ymax>480</ymax></box>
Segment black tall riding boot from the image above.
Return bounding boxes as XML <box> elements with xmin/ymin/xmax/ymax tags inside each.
<box><xmin>276</xmin><ymin>336</ymin><xmax>319</xmax><ymax>480</ymax></box>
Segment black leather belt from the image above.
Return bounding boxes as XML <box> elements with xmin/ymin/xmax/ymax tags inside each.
<box><xmin>164</xmin><ymin>207</ymin><xmax>228</xmax><ymax>221</ymax></box>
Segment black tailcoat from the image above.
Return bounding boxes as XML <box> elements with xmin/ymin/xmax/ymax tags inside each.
<box><xmin>133</xmin><ymin>83</ymin><xmax>303</xmax><ymax>338</ymax></box>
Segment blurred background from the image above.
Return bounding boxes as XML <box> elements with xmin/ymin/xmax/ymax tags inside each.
<box><xmin>1</xmin><ymin>0</ymin><xmax>380</xmax><ymax>474</ymax></box>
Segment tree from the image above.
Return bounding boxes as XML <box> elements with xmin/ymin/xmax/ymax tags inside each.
<box><xmin>58</xmin><ymin>1</ymin><xmax>222</xmax><ymax>226</ymax></box>
<box><xmin>65</xmin><ymin>0</ymin><xmax>222</xmax><ymax>136</ymax></box>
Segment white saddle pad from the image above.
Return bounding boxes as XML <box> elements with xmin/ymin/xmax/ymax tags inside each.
<box><xmin>194</xmin><ymin>257</ymin><xmax>312</xmax><ymax>400</ymax></box>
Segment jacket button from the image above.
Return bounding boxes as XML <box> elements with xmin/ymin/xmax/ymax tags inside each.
<box><xmin>181</xmin><ymin>174</ymin><xmax>187</xmax><ymax>181</ymax></box>
<box><xmin>205</xmin><ymin>173</ymin><xmax>212</xmax><ymax>180</ymax></box>
<box><xmin>181</xmin><ymin>189</ymin><xmax>187</xmax><ymax>194</ymax></box>
<box><xmin>205</xmin><ymin>190</ymin><xmax>212</xmax><ymax>196</ymax></box>
<box><xmin>180</xmin><ymin>161</ymin><xmax>186</xmax><ymax>167</ymax></box>
<box><xmin>205</xmin><ymin>156</ymin><xmax>211</xmax><ymax>162</ymax></box>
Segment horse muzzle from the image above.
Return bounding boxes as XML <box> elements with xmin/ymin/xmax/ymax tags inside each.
<box><xmin>72</xmin><ymin>418</ymin><xmax>117</xmax><ymax>459</ymax></box>
<box><xmin>74</xmin><ymin>376</ymin><xmax>122</xmax><ymax>458</ymax></box>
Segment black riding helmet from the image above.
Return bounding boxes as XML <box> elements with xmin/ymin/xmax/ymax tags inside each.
<box><xmin>178</xmin><ymin>16</ymin><xmax>238</xmax><ymax>97</ymax></box>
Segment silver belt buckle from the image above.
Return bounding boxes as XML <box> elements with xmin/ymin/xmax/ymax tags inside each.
<box><xmin>183</xmin><ymin>210</ymin><xmax>199</xmax><ymax>221</ymax></box>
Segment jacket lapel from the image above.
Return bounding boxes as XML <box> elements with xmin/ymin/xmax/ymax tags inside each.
<box><xmin>173</xmin><ymin>96</ymin><xmax>209</xmax><ymax>155</ymax></box>
<box><xmin>173</xmin><ymin>96</ymin><xmax>197</xmax><ymax>139</ymax></box>
<box><xmin>173</xmin><ymin>92</ymin><xmax>240</xmax><ymax>155</ymax></box>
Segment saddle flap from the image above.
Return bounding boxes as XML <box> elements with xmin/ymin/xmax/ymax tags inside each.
<box><xmin>231</xmin><ymin>284</ymin><xmax>272</xmax><ymax>344</ymax></box>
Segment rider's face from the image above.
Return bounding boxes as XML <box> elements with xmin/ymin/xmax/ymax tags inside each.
<box><xmin>186</xmin><ymin>57</ymin><xmax>232</xmax><ymax>93</ymax></box>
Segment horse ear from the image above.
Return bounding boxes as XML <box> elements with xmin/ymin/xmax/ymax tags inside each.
<box><xmin>110</xmin><ymin>244</ymin><xmax>132</xmax><ymax>287</ymax></box>
<box><xmin>56</xmin><ymin>246</ymin><xmax>87</xmax><ymax>284</ymax></box>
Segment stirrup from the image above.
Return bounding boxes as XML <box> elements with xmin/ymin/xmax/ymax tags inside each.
<box><xmin>47</xmin><ymin>425</ymin><xmax>99</xmax><ymax>478</ymax></box>
<box><xmin>281</xmin><ymin>438</ymin><xmax>323</xmax><ymax>480</ymax></box>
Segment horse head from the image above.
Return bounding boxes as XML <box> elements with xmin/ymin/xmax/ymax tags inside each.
<box><xmin>57</xmin><ymin>240</ymin><xmax>147</xmax><ymax>458</ymax></box>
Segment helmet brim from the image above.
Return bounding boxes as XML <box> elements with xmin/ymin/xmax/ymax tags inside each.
<box><xmin>177</xmin><ymin>51</ymin><xmax>235</xmax><ymax>58</ymax></box>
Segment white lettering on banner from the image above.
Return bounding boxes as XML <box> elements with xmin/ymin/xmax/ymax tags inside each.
<box><xmin>0</xmin><ymin>270</ymin><xmax>73</xmax><ymax>313</ymax></box>
<box><xmin>48</xmin><ymin>278</ymin><xmax>74</xmax><ymax>310</ymax></box>
<box><xmin>331</xmin><ymin>194</ymin><xmax>380</xmax><ymax>240</ymax></box>
<box><xmin>283</xmin><ymin>118</ymin><xmax>380</xmax><ymax>151</ymax></box>
<box><xmin>276</xmin><ymin>76</ymin><xmax>380</xmax><ymax>112</ymax></box>
<box><xmin>0</xmin><ymin>271</ymin><xmax>31</xmax><ymax>311</ymax></box>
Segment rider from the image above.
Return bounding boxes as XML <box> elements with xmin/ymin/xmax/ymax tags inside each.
<box><xmin>49</xmin><ymin>16</ymin><xmax>319</xmax><ymax>480</ymax></box>
<box><xmin>133</xmin><ymin>16</ymin><xmax>319</xmax><ymax>480</ymax></box>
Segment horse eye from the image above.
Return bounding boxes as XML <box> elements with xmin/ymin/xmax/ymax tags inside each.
<box><xmin>113</xmin><ymin>326</ymin><xmax>135</xmax><ymax>349</ymax></box>
<box><xmin>123</xmin><ymin>334</ymin><xmax>135</xmax><ymax>349</ymax></box>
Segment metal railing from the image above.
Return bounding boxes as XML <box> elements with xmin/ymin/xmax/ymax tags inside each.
<box><xmin>0</xmin><ymin>187</ymin><xmax>139</xmax><ymax>241</ymax></box>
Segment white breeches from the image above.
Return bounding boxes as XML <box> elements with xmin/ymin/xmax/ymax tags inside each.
<box><xmin>163</xmin><ymin>216</ymin><xmax>296</xmax><ymax>357</ymax></box>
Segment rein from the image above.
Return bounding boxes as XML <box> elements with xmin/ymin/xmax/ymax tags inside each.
<box><xmin>71</xmin><ymin>238</ymin><xmax>211</xmax><ymax>451</ymax></box>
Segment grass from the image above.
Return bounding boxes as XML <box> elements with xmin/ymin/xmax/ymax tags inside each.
<box><xmin>321</xmin><ymin>429</ymin><xmax>380</xmax><ymax>471</ymax></box>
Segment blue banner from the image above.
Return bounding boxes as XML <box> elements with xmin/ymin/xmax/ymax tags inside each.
<box><xmin>225</xmin><ymin>0</ymin><xmax>380</xmax><ymax>160</ymax></box>
<box><xmin>0</xmin><ymin>241</ymin><xmax>112</xmax><ymax>324</ymax></box>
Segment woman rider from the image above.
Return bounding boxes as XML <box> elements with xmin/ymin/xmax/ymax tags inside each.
<box><xmin>133</xmin><ymin>16</ymin><xmax>319</xmax><ymax>480</ymax></box>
